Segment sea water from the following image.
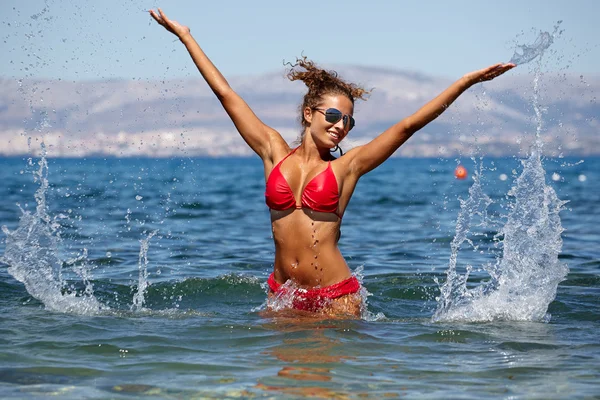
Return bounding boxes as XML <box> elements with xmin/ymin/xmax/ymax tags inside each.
<box><xmin>1</xmin><ymin>34</ymin><xmax>599</xmax><ymax>400</ymax></box>
<box><xmin>1</xmin><ymin>156</ymin><xmax>599</xmax><ymax>398</ymax></box>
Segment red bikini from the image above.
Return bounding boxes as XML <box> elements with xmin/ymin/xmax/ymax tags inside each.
<box><xmin>265</xmin><ymin>148</ymin><xmax>340</xmax><ymax>218</ymax></box>
<box><xmin>268</xmin><ymin>273</ymin><xmax>361</xmax><ymax>311</ymax></box>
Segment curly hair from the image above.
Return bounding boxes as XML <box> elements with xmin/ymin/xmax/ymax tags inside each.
<box><xmin>286</xmin><ymin>56</ymin><xmax>369</xmax><ymax>131</ymax></box>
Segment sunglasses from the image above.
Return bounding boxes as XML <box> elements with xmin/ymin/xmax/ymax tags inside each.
<box><xmin>313</xmin><ymin>108</ymin><xmax>355</xmax><ymax>131</ymax></box>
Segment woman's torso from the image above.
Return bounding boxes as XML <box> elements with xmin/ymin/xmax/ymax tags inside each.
<box><xmin>264</xmin><ymin>144</ymin><xmax>359</xmax><ymax>288</ymax></box>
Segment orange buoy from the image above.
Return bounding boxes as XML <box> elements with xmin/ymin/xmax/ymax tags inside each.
<box><xmin>454</xmin><ymin>165</ymin><xmax>468</xmax><ymax>180</ymax></box>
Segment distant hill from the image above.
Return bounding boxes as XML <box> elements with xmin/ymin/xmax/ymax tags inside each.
<box><xmin>1</xmin><ymin>66</ymin><xmax>598</xmax><ymax>157</ymax></box>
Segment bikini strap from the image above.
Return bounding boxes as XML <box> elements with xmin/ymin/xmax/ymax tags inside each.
<box><xmin>273</xmin><ymin>147</ymin><xmax>298</xmax><ymax>169</ymax></box>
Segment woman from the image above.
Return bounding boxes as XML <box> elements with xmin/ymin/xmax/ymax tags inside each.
<box><xmin>149</xmin><ymin>9</ymin><xmax>515</xmax><ymax>317</ymax></box>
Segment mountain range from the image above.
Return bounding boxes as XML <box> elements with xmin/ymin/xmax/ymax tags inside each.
<box><xmin>1</xmin><ymin>65</ymin><xmax>598</xmax><ymax>157</ymax></box>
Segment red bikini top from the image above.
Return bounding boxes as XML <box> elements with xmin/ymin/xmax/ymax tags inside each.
<box><xmin>265</xmin><ymin>148</ymin><xmax>341</xmax><ymax>218</ymax></box>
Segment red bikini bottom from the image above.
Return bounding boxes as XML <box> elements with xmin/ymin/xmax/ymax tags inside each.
<box><xmin>267</xmin><ymin>273</ymin><xmax>361</xmax><ymax>312</ymax></box>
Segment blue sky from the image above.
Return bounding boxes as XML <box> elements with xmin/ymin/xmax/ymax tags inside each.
<box><xmin>2</xmin><ymin>0</ymin><xmax>598</xmax><ymax>80</ymax></box>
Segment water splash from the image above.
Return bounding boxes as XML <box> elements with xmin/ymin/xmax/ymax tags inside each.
<box><xmin>434</xmin><ymin>32</ymin><xmax>569</xmax><ymax>323</ymax></box>
<box><xmin>433</xmin><ymin>163</ymin><xmax>494</xmax><ymax>319</ymax></box>
<box><xmin>131</xmin><ymin>230</ymin><xmax>158</xmax><ymax>311</ymax></box>
<box><xmin>1</xmin><ymin>148</ymin><xmax>166</xmax><ymax>315</ymax></box>
<box><xmin>1</xmin><ymin>146</ymin><xmax>106</xmax><ymax>314</ymax></box>
<box><xmin>509</xmin><ymin>22</ymin><xmax>562</xmax><ymax>66</ymax></box>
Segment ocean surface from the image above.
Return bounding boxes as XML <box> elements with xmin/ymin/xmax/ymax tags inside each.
<box><xmin>0</xmin><ymin>152</ymin><xmax>598</xmax><ymax>399</ymax></box>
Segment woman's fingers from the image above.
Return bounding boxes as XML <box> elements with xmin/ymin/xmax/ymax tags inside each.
<box><xmin>480</xmin><ymin>63</ymin><xmax>515</xmax><ymax>81</ymax></box>
<box><xmin>149</xmin><ymin>9</ymin><xmax>165</xmax><ymax>26</ymax></box>
<box><xmin>158</xmin><ymin>8</ymin><xmax>170</xmax><ymax>25</ymax></box>
<box><xmin>149</xmin><ymin>8</ymin><xmax>182</xmax><ymax>36</ymax></box>
<box><xmin>493</xmin><ymin>63</ymin><xmax>515</xmax><ymax>78</ymax></box>
<box><xmin>149</xmin><ymin>8</ymin><xmax>173</xmax><ymax>28</ymax></box>
<box><xmin>464</xmin><ymin>63</ymin><xmax>515</xmax><ymax>84</ymax></box>
<box><xmin>149</xmin><ymin>10</ymin><xmax>160</xmax><ymax>23</ymax></box>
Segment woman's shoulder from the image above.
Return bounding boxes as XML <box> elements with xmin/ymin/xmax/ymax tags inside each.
<box><xmin>331</xmin><ymin>145</ymin><xmax>362</xmax><ymax>164</ymax></box>
<box><xmin>330</xmin><ymin>145</ymin><xmax>366</xmax><ymax>179</ymax></box>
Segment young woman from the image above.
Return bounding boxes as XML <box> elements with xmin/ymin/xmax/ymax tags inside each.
<box><xmin>149</xmin><ymin>8</ymin><xmax>515</xmax><ymax>317</ymax></box>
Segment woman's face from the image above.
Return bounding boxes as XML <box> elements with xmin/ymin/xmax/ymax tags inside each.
<box><xmin>305</xmin><ymin>94</ymin><xmax>354</xmax><ymax>149</ymax></box>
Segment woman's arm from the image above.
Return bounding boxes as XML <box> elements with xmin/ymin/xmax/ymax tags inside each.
<box><xmin>149</xmin><ymin>8</ymin><xmax>282</xmax><ymax>161</ymax></box>
<box><xmin>346</xmin><ymin>63</ymin><xmax>515</xmax><ymax>176</ymax></box>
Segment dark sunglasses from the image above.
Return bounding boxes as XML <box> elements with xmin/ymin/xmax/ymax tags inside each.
<box><xmin>313</xmin><ymin>108</ymin><xmax>355</xmax><ymax>131</ymax></box>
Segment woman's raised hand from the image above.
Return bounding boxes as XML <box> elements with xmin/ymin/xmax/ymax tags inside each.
<box><xmin>464</xmin><ymin>63</ymin><xmax>516</xmax><ymax>84</ymax></box>
<box><xmin>149</xmin><ymin>8</ymin><xmax>190</xmax><ymax>39</ymax></box>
